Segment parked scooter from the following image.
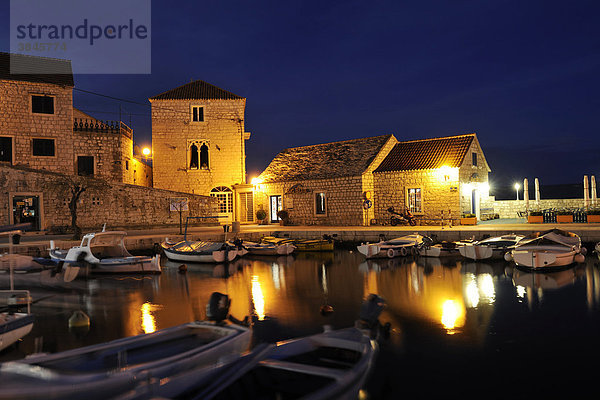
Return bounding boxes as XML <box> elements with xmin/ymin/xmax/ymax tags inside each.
<box><xmin>388</xmin><ymin>206</ymin><xmax>417</xmax><ymax>226</ymax></box>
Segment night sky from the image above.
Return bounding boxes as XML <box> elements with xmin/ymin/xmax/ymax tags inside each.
<box><xmin>2</xmin><ymin>0</ymin><xmax>600</xmax><ymax>197</ymax></box>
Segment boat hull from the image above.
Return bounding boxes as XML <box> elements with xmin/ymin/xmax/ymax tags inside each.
<box><xmin>511</xmin><ymin>249</ymin><xmax>577</xmax><ymax>269</ymax></box>
<box><xmin>162</xmin><ymin>248</ymin><xmax>237</xmax><ymax>263</ymax></box>
<box><xmin>0</xmin><ymin>320</ymin><xmax>250</xmax><ymax>400</ymax></box>
<box><xmin>0</xmin><ymin>313</ymin><xmax>34</xmax><ymax>352</ymax></box>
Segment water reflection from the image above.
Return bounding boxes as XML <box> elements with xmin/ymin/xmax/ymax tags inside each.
<box><xmin>3</xmin><ymin>251</ymin><xmax>600</xmax><ymax>364</ymax></box>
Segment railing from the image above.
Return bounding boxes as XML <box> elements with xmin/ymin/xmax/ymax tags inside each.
<box><xmin>541</xmin><ymin>208</ymin><xmax>589</xmax><ymax>223</ymax></box>
<box><xmin>73</xmin><ymin>118</ymin><xmax>133</xmax><ymax>138</ymax></box>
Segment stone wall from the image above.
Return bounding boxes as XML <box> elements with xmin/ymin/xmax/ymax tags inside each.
<box><xmin>150</xmin><ymin>98</ymin><xmax>248</xmax><ymax>195</ymax></box>
<box><xmin>373</xmin><ymin>169</ymin><xmax>461</xmax><ymax>225</ymax></box>
<box><xmin>255</xmin><ymin>176</ymin><xmax>366</xmax><ymax>226</ymax></box>
<box><xmin>0</xmin><ymin>164</ymin><xmax>218</xmax><ymax>232</ymax></box>
<box><xmin>0</xmin><ymin>79</ymin><xmax>74</xmax><ymax>173</ymax></box>
<box><xmin>458</xmin><ymin>137</ymin><xmax>491</xmax><ymax>216</ymax></box>
<box><xmin>361</xmin><ymin>136</ymin><xmax>398</xmax><ymax>224</ymax></box>
<box><xmin>493</xmin><ymin>198</ymin><xmax>592</xmax><ymax>218</ymax></box>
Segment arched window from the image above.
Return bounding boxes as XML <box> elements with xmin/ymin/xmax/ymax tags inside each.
<box><xmin>200</xmin><ymin>143</ymin><xmax>209</xmax><ymax>169</ymax></box>
<box><xmin>189</xmin><ymin>143</ymin><xmax>199</xmax><ymax>169</ymax></box>
<box><xmin>188</xmin><ymin>140</ymin><xmax>209</xmax><ymax>170</ymax></box>
<box><xmin>210</xmin><ymin>186</ymin><xmax>233</xmax><ymax>213</ymax></box>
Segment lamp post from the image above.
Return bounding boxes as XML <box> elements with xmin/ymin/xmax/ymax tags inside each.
<box><xmin>514</xmin><ymin>182</ymin><xmax>520</xmax><ymax>201</ymax></box>
<box><xmin>142</xmin><ymin>147</ymin><xmax>151</xmax><ymax>162</ymax></box>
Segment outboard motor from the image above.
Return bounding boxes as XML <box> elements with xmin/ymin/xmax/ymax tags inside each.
<box><xmin>206</xmin><ymin>292</ymin><xmax>231</xmax><ymax>323</ymax></box>
<box><xmin>356</xmin><ymin>294</ymin><xmax>387</xmax><ymax>338</ymax></box>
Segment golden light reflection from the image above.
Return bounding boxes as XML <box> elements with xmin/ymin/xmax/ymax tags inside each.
<box><xmin>516</xmin><ymin>285</ymin><xmax>526</xmax><ymax>300</ymax></box>
<box><xmin>441</xmin><ymin>299</ymin><xmax>465</xmax><ymax>334</ymax></box>
<box><xmin>141</xmin><ymin>302</ymin><xmax>161</xmax><ymax>334</ymax></box>
<box><xmin>465</xmin><ymin>274</ymin><xmax>479</xmax><ymax>308</ymax></box>
<box><xmin>479</xmin><ymin>274</ymin><xmax>495</xmax><ymax>304</ymax></box>
<box><xmin>251</xmin><ymin>275</ymin><xmax>265</xmax><ymax>320</ymax></box>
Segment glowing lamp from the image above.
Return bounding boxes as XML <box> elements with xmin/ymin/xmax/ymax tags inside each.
<box><xmin>142</xmin><ymin>147</ymin><xmax>151</xmax><ymax>157</ymax></box>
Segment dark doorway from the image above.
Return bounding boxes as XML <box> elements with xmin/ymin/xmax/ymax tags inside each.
<box><xmin>13</xmin><ymin>195</ymin><xmax>40</xmax><ymax>231</ymax></box>
<box><xmin>77</xmin><ymin>156</ymin><xmax>94</xmax><ymax>176</ymax></box>
<box><xmin>0</xmin><ymin>137</ymin><xmax>12</xmax><ymax>163</ymax></box>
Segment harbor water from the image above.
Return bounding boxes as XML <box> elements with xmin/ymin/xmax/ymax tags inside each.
<box><xmin>2</xmin><ymin>249</ymin><xmax>600</xmax><ymax>398</ymax></box>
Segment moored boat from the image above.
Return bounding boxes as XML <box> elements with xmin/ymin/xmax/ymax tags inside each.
<box><xmin>0</xmin><ymin>290</ymin><xmax>34</xmax><ymax>352</ymax></box>
<box><xmin>161</xmin><ymin>240</ymin><xmax>238</xmax><ymax>263</ymax></box>
<box><xmin>504</xmin><ymin>229</ymin><xmax>585</xmax><ymax>269</ymax></box>
<box><xmin>50</xmin><ymin>230</ymin><xmax>160</xmax><ymax>276</ymax></box>
<box><xmin>418</xmin><ymin>237</ymin><xmax>473</xmax><ymax>257</ymax></box>
<box><xmin>243</xmin><ymin>241</ymin><xmax>296</xmax><ymax>256</ymax></box>
<box><xmin>144</xmin><ymin>294</ymin><xmax>386</xmax><ymax>400</ymax></box>
<box><xmin>262</xmin><ymin>236</ymin><xmax>334</xmax><ymax>252</ymax></box>
<box><xmin>0</xmin><ymin>293</ymin><xmax>250</xmax><ymax>400</ymax></box>
<box><xmin>357</xmin><ymin>234</ymin><xmax>424</xmax><ymax>259</ymax></box>
<box><xmin>459</xmin><ymin>234</ymin><xmax>524</xmax><ymax>260</ymax></box>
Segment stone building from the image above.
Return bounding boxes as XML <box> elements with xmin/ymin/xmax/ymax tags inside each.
<box><xmin>255</xmin><ymin>133</ymin><xmax>491</xmax><ymax>226</ymax></box>
<box><xmin>373</xmin><ymin>133</ymin><xmax>491</xmax><ymax>224</ymax></box>
<box><xmin>0</xmin><ymin>52</ymin><xmax>216</xmax><ymax>232</ymax></box>
<box><xmin>253</xmin><ymin>135</ymin><xmax>398</xmax><ymax>226</ymax></box>
<box><xmin>149</xmin><ymin>80</ymin><xmax>252</xmax><ymax>223</ymax></box>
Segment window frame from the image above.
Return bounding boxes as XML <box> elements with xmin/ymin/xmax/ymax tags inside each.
<box><xmin>315</xmin><ymin>192</ymin><xmax>327</xmax><ymax>216</ymax></box>
<box><xmin>0</xmin><ymin>135</ymin><xmax>14</xmax><ymax>164</ymax></box>
<box><xmin>77</xmin><ymin>155</ymin><xmax>95</xmax><ymax>176</ymax></box>
<box><xmin>406</xmin><ymin>187</ymin><xmax>423</xmax><ymax>214</ymax></box>
<box><xmin>190</xmin><ymin>105</ymin><xmax>205</xmax><ymax>123</ymax></box>
<box><xmin>210</xmin><ymin>186</ymin><xmax>233</xmax><ymax>214</ymax></box>
<box><xmin>188</xmin><ymin>140</ymin><xmax>209</xmax><ymax>170</ymax></box>
<box><xmin>31</xmin><ymin>138</ymin><xmax>56</xmax><ymax>157</ymax></box>
<box><xmin>31</xmin><ymin>94</ymin><xmax>56</xmax><ymax>115</ymax></box>
<box><xmin>472</xmin><ymin>152</ymin><xmax>478</xmax><ymax>167</ymax></box>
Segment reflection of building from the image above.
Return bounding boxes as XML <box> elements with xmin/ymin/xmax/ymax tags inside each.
<box><xmin>149</xmin><ymin>80</ymin><xmax>252</xmax><ymax>223</ymax></box>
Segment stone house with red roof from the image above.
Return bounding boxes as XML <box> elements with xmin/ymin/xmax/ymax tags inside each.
<box><xmin>373</xmin><ymin>133</ymin><xmax>491</xmax><ymax>224</ymax></box>
<box><xmin>255</xmin><ymin>133</ymin><xmax>491</xmax><ymax>226</ymax></box>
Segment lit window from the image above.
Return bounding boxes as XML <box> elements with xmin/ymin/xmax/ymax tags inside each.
<box><xmin>210</xmin><ymin>186</ymin><xmax>233</xmax><ymax>213</ymax></box>
<box><xmin>191</xmin><ymin>106</ymin><xmax>204</xmax><ymax>122</ymax></box>
<box><xmin>407</xmin><ymin>188</ymin><xmax>422</xmax><ymax>213</ymax></box>
<box><xmin>32</xmin><ymin>95</ymin><xmax>54</xmax><ymax>114</ymax></box>
<box><xmin>315</xmin><ymin>192</ymin><xmax>326</xmax><ymax>215</ymax></box>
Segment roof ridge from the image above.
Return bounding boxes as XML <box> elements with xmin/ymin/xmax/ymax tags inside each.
<box><xmin>281</xmin><ymin>134</ymin><xmax>393</xmax><ymax>152</ymax></box>
<box><xmin>396</xmin><ymin>133</ymin><xmax>476</xmax><ymax>145</ymax></box>
<box><xmin>149</xmin><ymin>79</ymin><xmax>244</xmax><ymax>100</ymax></box>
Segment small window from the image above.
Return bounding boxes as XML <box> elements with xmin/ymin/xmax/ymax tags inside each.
<box><xmin>472</xmin><ymin>152</ymin><xmax>478</xmax><ymax>166</ymax></box>
<box><xmin>210</xmin><ymin>186</ymin><xmax>233</xmax><ymax>213</ymax></box>
<box><xmin>315</xmin><ymin>192</ymin><xmax>326</xmax><ymax>215</ymax></box>
<box><xmin>32</xmin><ymin>138</ymin><xmax>55</xmax><ymax>156</ymax></box>
<box><xmin>0</xmin><ymin>137</ymin><xmax>13</xmax><ymax>163</ymax></box>
<box><xmin>407</xmin><ymin>188</ymin><xmax>422</xmax><ymax>213</ymax></box>
<box><xmin>77</xmin><ymin>156</ymin><xmax>94</xmax><ymax>176</ymax></box>
<box><xmin>125</xmin><ymin>160</ymin><xmax>129</xmax><ymax>170</ymax></box>
<box><xmin>200</xmin><ymin>143</ymin><xmax>209</xmax><ymax>169</ymax></box>
<box><xmin>189</xmin><ymin>143</ymin><xmax>199</xmax><ymax>169</ymax></box>
<box><xmin>191</xmin><ymin>106</ymin><xmax>204</xmax><ymax>122</ymax></box>
<box><xmin>32</xmin><ymin>95</ymin><xmax>54</xmax><ymax>114</ymax></box>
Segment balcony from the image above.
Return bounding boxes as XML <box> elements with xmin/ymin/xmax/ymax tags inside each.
<box><xmin>73</xmin><ymin>118</ymin><xmax>133</xmax><ymax>139</ymax></box>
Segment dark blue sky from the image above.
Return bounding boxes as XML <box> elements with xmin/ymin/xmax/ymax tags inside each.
<box><xmin>2</xmin><ymin>0</ymin><xmax>600</xmax><ymax>194</ymax></box>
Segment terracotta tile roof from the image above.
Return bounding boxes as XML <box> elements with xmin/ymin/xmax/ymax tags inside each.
<box><xmin>0</xmin><ymin>52</ymin><xmax>74</xmax><ymax>87</ymax></box>
<box><xmin>258</xmin><ymin>135</ymin><xmax>394</xmax><ymax>183</ymax></box>
<box><xmin>149</xmin><ymin>79</ymin><xmax>244</xmax><ymax>100</ymax></box>
<box><xmin>374</xmin><ymin>134</ymin><xmax>475</xmax><ymax>172</ymax></box>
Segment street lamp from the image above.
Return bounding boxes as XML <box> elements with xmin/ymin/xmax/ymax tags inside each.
<box><xmin>514</xmin><ymin>182</ymin><xmax>520</xmax><ymax>201</ymax></box>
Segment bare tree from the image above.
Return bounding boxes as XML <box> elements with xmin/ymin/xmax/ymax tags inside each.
<box><xmin>50</xmin><ymin>174</ymin><xmax>109</xmax><ymax>239</ymax></box>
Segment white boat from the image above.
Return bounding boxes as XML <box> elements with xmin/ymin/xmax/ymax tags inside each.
<box><xmin>358</xmin><ymin>234</ymin><xmax>424</xmax><ymax>258</ymax></box>
<box><xmin>504</xmin><ymin>229</ymin><xmax>585</xmax><ymax>269</ymax></box>
<box><xmin>0</xmin><ymin>290</ymin><xmax>34</xmax><ymax>352</ymax></box>
<box><xmin>243</xmin><ymin>241</ymin><xmax>296</xmax><ymax>256</ymax></box>
<box><xmin>49</xmin><ymin>230</ymin><xmax>160</xmax><ymax>276</ymax></box>
<box><xmin>459</xmin><ymin>234</ymin><xmax>524</xmax><ymax>260</ymax></box>
<box><xmin>0</xmin><ymin>293</ymin><xmax>251</xmax><ymax>400</ymax></box>
<box><xmin>0</xmin><ymin>254</ymin><xmax>48</xmax><ymax>273</ymax></box>
<box><xmin>418</xmin><ymin>237</ymin><xmax>474</xmax><ymax>258</ymax></box>
<box><xmin>161</xmin><ymin>240</ymin><xmax>238</xmax><ymax>263</ymax></box>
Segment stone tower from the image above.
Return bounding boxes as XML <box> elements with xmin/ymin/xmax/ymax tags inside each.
<box><xmin>149</xmin><ymin>80</ymin><xmax>251</xmax><ymax>221</ymax></box>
